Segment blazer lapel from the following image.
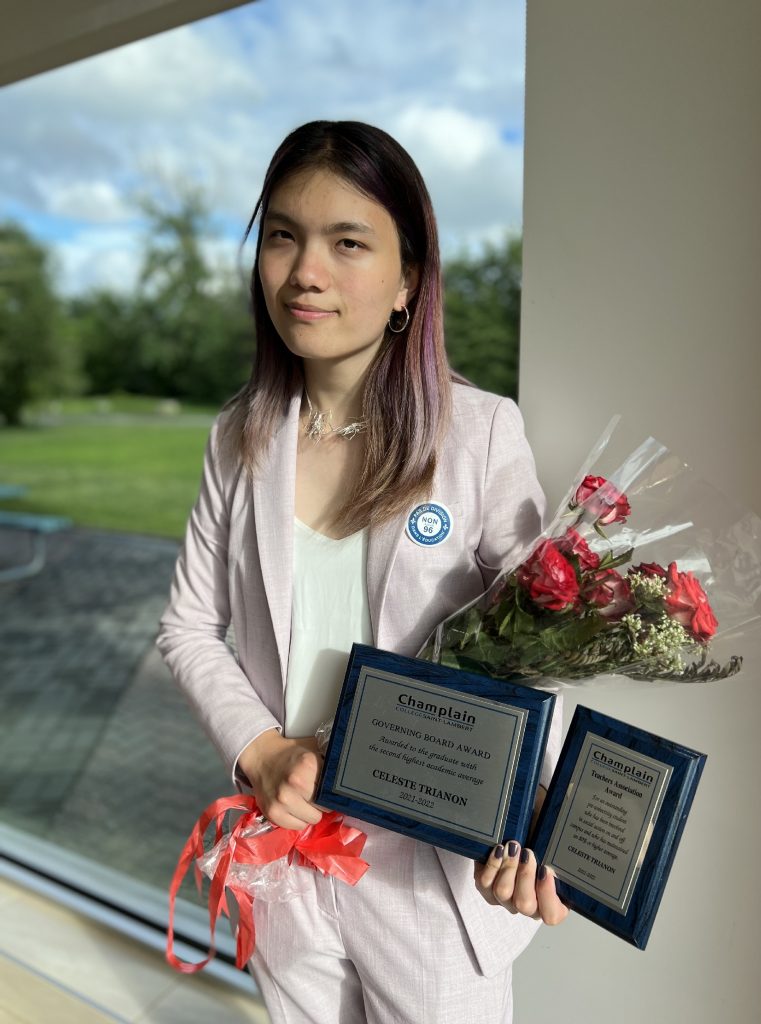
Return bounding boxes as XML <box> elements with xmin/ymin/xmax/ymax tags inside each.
<box><xmin>367</xmin><ymin>512</ymin><xmax>406</xmax><ymax>648</ymax></box>
<box><xmin>252</xmin><ymin>392</ymin><xmax>301</xmax><ymax>687</ymax></box>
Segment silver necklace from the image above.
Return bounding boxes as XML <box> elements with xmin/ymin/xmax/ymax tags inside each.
<box><xmin>304</xmin><ymin>391</ymin><xmax>367</xmax><ymax>442</ymax></box>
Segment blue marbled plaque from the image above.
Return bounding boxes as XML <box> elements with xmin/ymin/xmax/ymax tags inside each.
<box><xmin>315</xmin><ymin>644</ymin><xmax>556</xmax><ymax>862</ymax></box>
<box><xmin>531</xmin><ymin>705</ymin><xmax>707</xmax><ymax>949</ymax></box>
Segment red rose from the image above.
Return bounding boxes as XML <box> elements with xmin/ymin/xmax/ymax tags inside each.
<box><xmin>583</xmin><ymin>568</ymin><xmax>635</xmax><ymax>620</ymax></box>
<box><xmin>572</xmin><ymin>474</ymin><xmax>631</xmax><ymax>526</ymax></box>
<box><xmin>517</xmin><ymin>540</ymin><xmax>579</xmax><ymax>611</ymax></box>
<box><xmin>629</xmin><ymin>562</ymin><xmax>667</xmax><ymax>578</ymax></box>
<box><xmin>555</xmin><ymin>528</ymin><xmax>601</xmax><ymax>571</ymax></box>
<box><xmin>664</xmin><ymin>562</ymin><xmax>718</xmax><ymax>642</ymax></box>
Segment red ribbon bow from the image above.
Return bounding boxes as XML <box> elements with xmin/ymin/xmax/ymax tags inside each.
<box><xmin>166</xmin><ymin>795</ymin><xmax>369</xmax><ymax>972</ymax></box>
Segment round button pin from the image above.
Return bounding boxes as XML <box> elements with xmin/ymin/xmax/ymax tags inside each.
<box><xmin>406</xmin><ymin>502</ymin><xmax>453</xmax><ymax>547</ymax></box>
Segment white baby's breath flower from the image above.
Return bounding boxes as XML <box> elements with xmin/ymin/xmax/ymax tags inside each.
<box><xmin>623</xmin><ymin>612</ymin><xmax>696</xmax><ymax>672</ymax></box>
<box><xmin>629</xmin><ymin>574</ymin><xmax>668</xmax><ymax>602</ymax></box>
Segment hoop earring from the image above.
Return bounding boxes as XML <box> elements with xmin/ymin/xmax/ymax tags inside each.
<box><xmin>388</xmin><ymin>305</ymin><xmax>410</xmax><ymax>333</ymax></box>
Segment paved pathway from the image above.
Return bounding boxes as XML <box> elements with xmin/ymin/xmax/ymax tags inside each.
<box><xmin>0</xmin><ymin>528</ymin><xmax>233</xmax><ymax>890</ymax></box>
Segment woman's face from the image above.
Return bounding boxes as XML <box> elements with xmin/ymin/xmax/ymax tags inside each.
<box><xmin>258</xmin><ymin>168</ymin><xmax>417</xmax><ymax>375</ymax></box>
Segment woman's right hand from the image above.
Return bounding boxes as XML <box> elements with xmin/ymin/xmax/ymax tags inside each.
<box><xmin>237</xmin><ymin>729</ymin><xmax>324</xmax><ymax>830</ymax></box>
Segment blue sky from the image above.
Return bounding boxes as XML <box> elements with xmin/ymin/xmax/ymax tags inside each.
<box><xmin>0</xmin><ymin>0</ymin><xmax>526</xmax><ymax>295</ymax></box>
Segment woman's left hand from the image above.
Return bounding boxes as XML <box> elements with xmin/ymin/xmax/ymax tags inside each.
<box><xmin>474</xmin><ymin>843</ymin><xmax>569</xmax><ymax>926</ymax></box>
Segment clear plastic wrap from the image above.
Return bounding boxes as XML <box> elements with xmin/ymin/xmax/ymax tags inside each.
<box><xmin>417</xmin><ymin>418</ymin><xmax>761</xmax><ymax>685</ymax></box>
<box><xmin>196</xmin><ymin>816</ymin><xmax>311</xmax><ymax>903</ymax></box>
<box><xmin>315</xmin><ymin>716</ymin><xmax>334</xmax><ymax>755</ymax></box>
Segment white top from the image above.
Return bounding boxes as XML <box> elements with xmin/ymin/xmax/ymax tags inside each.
<box><xmin>284</xmin><ymin>519</ymin><xmax>373</xmax><ymax>738</ymax></box>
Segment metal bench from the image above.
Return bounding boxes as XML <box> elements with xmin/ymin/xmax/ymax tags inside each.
<box><xmin>0</xmin><ymin>510</ymin><xmax>72</xmax><ymax>582</ymax></box>
<box><xmin>0</xmin><ymin>484</ymin><xmax>27</xmax><ymax>500</ymax></box>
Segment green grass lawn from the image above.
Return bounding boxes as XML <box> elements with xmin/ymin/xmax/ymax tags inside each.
<box><xmin>0</xmin><ymin>400</ymin><xmax>217</xmax><ymax>538</ymax></box>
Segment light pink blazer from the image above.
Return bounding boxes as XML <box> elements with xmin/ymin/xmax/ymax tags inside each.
<box><xmin>158</xmin><ymin>382</ymin><xmax>561</xmax><ymax>977</ymax></box>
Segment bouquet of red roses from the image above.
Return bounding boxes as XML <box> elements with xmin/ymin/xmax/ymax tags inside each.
<box><xmin>418</xmin><ymin>421</ymin><xmax>761</xmax><ymax>684</ymax></box>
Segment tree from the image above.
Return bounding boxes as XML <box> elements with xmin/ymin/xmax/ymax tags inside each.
<box><xmin>0</xmin><ymin>223</ymin><xmax>60</xmax><ymax>425</ymax></box>
<box><xmin>133</xmin><ymin>187</ymin><xmax>252</xmax><ymax>403</ymax></box>
<box><xmin>65</xmin><ymin>186</ymin><xmax>254</xmax><ymax>405</ymax></box>
<box><xmin>70</xmin><ymin>290</ymin><xmax>143</xmax><ymax>396</ymax></box>
<box><xmin>443</xmin><ymin>236</ymin><xmax>522</xmax><ymax>399</ymax></box>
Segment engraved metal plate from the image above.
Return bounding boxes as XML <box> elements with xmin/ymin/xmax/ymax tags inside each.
<box><xmin>333</xmin><ymin>665</ymin><xmax>528</xmax><ymax>845</ymax></box>
<box><xmin>542</xmin><ymin>734</ymin><xmax>673</xmax><ymax>914</ymax></box>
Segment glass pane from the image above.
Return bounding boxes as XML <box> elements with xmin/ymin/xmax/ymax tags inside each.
<box><xmin>0</xmin><ymin>527</ymin><xmax>231</xmax><ymax>890</ymax></box>
<box><xmin>0</xmin><ymin>0</ymin><xmax>528</xmax><ymax>928</ymax></box>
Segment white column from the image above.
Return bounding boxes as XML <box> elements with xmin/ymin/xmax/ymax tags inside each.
<box><xmin>516</xmin><ymin>2</ymin><xmax>761</xmax><ymax>1021</ymax></box>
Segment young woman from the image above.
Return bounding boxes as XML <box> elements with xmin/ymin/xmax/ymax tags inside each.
<box><xmin>158</xmin><ymin>120</ymin><xmax>567</xmax><ymax>1024</ymax></box>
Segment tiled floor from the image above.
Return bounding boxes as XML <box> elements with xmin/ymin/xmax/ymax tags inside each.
<box><xmin>0</xmin><ymin>876</ymin><xmax>271</xmax><ymax>1024</ymax></box>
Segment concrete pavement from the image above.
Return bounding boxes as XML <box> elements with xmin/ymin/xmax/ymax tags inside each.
<box><xmin>0</xmin><ymin>527</ymin><xmax>233</xmax><ymax>890</ymax></box>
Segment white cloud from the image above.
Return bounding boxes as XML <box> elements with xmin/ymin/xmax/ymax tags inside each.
<box><xmin>394</xmin><ymin>107</ymin><xmax>501</xmax><ymax>172</ymax></box>
<box><xmin>53</xmin><ymin>226</ymin><xmax>142</xmax><ymax>295</ymax></box>
<box><xmin>390</xmin><ymin>103</ymin><xmax>525</xmax><ymax>251</ymax></box>
<box><xmin>44</xmin><ymin>179</ymin><xmax>131</xmax><ymax>222</ymax></box>
<box><xmin>13</xmin><ymin>21</ymin><xmax>262</xmax><ymax>125</ymax></box>
<box><xmin>0</xmin><ymin>0</ymin><xmax>527</xmax><ymax>292</ymax></box>
<box><xmin>52</xmin><ymin>222</ymin><xmax>244</xmax><ymax>298</ymax></box>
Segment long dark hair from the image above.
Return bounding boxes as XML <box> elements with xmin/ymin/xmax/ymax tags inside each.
<box><xmin>227</xmin><ymin>120</ymin><xmax>453</xmax><ymax>529</ymax></box>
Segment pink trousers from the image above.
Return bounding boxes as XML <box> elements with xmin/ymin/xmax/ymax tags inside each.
<box><xmin>245</xmin><ymin>822</ymin><xmax>514</xmax><ymax>1024</ymax></box>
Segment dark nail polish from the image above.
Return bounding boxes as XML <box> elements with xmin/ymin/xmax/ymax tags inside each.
<box><xmin>507</xmin><ymin>841</ymin><xmax>520</xmax><ymax>858</ymax></box>
<box><xmin>537</xmin><ymin>864</ymin><xmax>547</xmax><ymax>881</ymax></box>
<box><xmin>494</xmin><ymin>844</ymin><xmax>505</xmax><ymax>859</ymax></box>
<box><xmin>520</xmin><ymin>848</ymin><xmax>531</xmax><ymax>864</ymax></box>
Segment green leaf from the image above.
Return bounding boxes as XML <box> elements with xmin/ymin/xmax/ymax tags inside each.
<box><xmin>597</xmin><ymin>547</ymin><xmax>635</xmax><ymax>571</ymax></box>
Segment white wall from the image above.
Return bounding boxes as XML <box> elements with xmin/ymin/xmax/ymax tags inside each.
<box><xmin>516</xmin><ymin>2</ymin><xmax>761</xmax><ymax>1021</ymax></box>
